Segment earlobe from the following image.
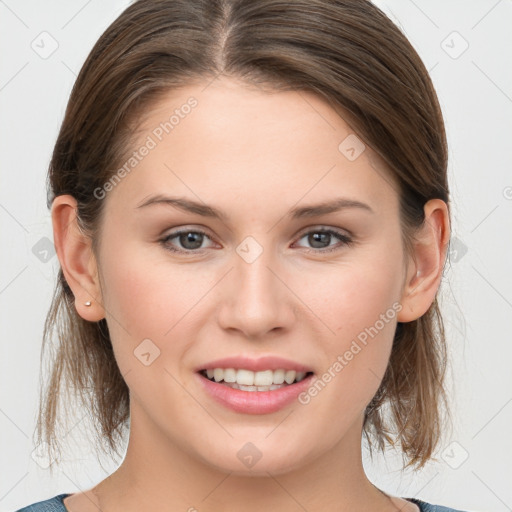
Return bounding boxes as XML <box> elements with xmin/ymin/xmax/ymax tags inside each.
<box><xmin>51</xmin><ymin>195</ymin><xmax>105</xmax><ymax>322</ymax></box>
<box><xmin>397</xmin><ymin>199</ymin><xmax>450</xmax><ymax>323</ymax></box>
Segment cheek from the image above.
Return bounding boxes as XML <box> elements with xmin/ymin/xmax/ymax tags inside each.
<box><xmin>96</xmin><ymin>241</ymin><xmax>190</xmax><ymax>370</ymax></box>
<box><xmin>99</xmin><ymin>239</ymin><xmax>205</xmax><ymax>333</ymax></box>
<box><xmin>306</xmin><ymin>252</ymin><xmax>403</xmax><ymax>345</ymax></box>
<box><xmin>300</xmin><ymin>248</ymin><xmax>403</xmax><ymax>411</ymax></box>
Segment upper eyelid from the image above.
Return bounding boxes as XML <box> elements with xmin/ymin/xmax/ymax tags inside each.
<box><xmin>162</xmin><ymin>225</ymin><xmax>351</xmax><ymax>239</ymax></box>
<box><xmin>295</xmin><ymin>225</ymin><xmax>352</xmax><ymax>238</ymax></box>
<box><xmin>161</xmin><ymin>225</ymin><xmax>352</xmax><ymax>250</ymax></box>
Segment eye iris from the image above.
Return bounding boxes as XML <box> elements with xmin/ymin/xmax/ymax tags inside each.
<box><xmin>309</xmin><ymin>232</ymin><xmax>331</xmax><ymax>249</ymax></box>
<box><xmin>169</xmin><ymin>229</ymin><xmax>342</xmax><ymax>252</ymax></box>
<box><xmin>180</xmin><ymin>232</ymin><xmax>203</xmax><ymax>250</ymax></box>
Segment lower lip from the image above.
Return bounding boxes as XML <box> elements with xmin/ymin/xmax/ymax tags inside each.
<box><xmin>196</xmin><ymin>372</ymin><xmax>315</xmax><ymax>414</ymax></box>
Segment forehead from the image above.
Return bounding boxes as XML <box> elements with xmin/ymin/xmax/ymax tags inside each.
<box><xmin>106</xmin><ymin>77</ymin><xmax>399</xmax><ymax>218</ymax></box>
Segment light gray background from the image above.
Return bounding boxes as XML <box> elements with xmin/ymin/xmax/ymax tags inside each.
<box><xmin>1</xmin><ymin>1</ymin><xmax>511</xmax><ymax>511</ymax></box>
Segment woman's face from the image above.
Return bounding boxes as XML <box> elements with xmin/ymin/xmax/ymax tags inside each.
<box><xmin>93</xmin><ymin>77</ymin><xmax>410</xmax><ymax>475</ymax></box>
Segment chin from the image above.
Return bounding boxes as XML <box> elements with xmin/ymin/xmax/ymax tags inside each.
<box><xmin>193</xmin><ymin>436</ymin><xmax>315</xmax><ymax>477</ymax></box>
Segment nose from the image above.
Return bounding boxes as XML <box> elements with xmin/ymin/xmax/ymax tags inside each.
<box><xmin>216</xmin><ymin>246</ymin><xmax>296</xmax><ymax>340</ymax></box>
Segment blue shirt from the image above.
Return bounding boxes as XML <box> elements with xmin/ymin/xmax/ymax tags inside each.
<box><xmin>14</xmin><ymin>493</ymin><xmax>472</xmax><ymax>511</ymax></box>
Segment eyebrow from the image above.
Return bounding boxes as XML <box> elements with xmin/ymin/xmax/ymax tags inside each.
<box><xmin>135</xmin><ymin>194</ymin><xmax>374</xmax><ymax>220</ymax></box>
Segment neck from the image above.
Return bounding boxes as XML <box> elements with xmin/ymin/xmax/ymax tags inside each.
<box><xmin>92</xmin><ymin>401</ymin><xmax>400</xmax><ymax>512</ymax></box>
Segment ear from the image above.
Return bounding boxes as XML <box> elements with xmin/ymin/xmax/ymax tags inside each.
<box><xmin>51</xmin><ymin>194</ymin><xmax>105</xmax><ymax>322</ymax></box>
<box><xmin>397</xmin><ymin>198</ymin><xmax>450</xmax><ymax>323</ymax></box>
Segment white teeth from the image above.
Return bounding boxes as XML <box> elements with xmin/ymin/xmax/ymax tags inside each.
<box><xmin>273</xmin><ymin>369</ymin><xmax>285</xmax><ymax>384</ymax></box>
<box><xmin>226</xmin><ymin>382</ymin><xmax>288</xmax><ymax>392</ymax></box>
<box><xmin>202</xmin><ymin>367</ymin><xmax>310</xmax><ymax>386</ymax></box>
<box><xmin>253</xmin><ymin>370</ymin><xmax>274</xmax><ymax>386</ymax></box>
<box><xmin>223</xmin><ymin>368</ymin><xmax>237</xmax><ymax>383</ymax></box>
<box><xmin>236</xmin><ymin>369</ymin><xmax>254</xmax><ymax>386</ymax></box>
<box><xmin>284</xmin><ymin>370</ymin><xmax>296</xmax><ymax>384</ymax></box>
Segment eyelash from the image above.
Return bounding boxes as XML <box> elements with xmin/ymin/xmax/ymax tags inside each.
<box><xmin>159</xmin><ymin>227</ymin><xmax>354</xmax><ymax>255</ymax></box>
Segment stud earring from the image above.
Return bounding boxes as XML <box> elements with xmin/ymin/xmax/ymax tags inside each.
<box><xmin>85</xmin><ymin>301</ymin><xmax>92</xmax><ymax>307</ymax></box>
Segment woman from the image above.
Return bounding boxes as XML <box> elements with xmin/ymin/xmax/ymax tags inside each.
<box><xmin>17</xmin><ymin>0</ymin><xmax>469</xmax><ymax>510</ymax></box>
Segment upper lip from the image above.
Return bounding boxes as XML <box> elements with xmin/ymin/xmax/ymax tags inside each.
<box><xmin>196</xmin><ymin>355</ymin><xmax>313</xmax><ymax>373</ymax></box>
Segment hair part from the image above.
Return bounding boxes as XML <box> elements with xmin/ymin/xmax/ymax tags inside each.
<box><xmin>37</xmin><ymin>0</ymin><xmax>451</xmax><ymax>472</ymax></box>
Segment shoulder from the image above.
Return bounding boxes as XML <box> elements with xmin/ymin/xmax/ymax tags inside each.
<box><xmin>13</xmin><ymin>493</ymin><xmax>70</xmax><ymax>512</ymax></box>
<box><xmin>407</xmin><ymin>497</ymin><xmax>475</xmax><ymax>512</ymax></box>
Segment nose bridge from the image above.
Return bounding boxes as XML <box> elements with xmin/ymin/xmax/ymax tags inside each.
<box><xmin>218</xmin><ymin>237</ymin><xmax>294</xmax><ymax>336</ymax></box>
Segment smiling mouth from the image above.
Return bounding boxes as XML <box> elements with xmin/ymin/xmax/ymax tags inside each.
<box><xmin>199</xmin><ymin>368</ymin><xmax>315</xmax><ymax>392</ymax></box>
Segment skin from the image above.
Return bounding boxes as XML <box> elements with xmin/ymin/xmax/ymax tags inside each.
<box><xmin>52</xmin><ymin>76</ymin><xmax>450</xmax><ymax>512</ymax></box>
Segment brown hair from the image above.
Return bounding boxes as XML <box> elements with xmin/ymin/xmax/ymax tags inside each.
<box><xmin>37</xmin><ymin>0</ymin><xmax>451</xmax><ymax>472</ymax></box>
